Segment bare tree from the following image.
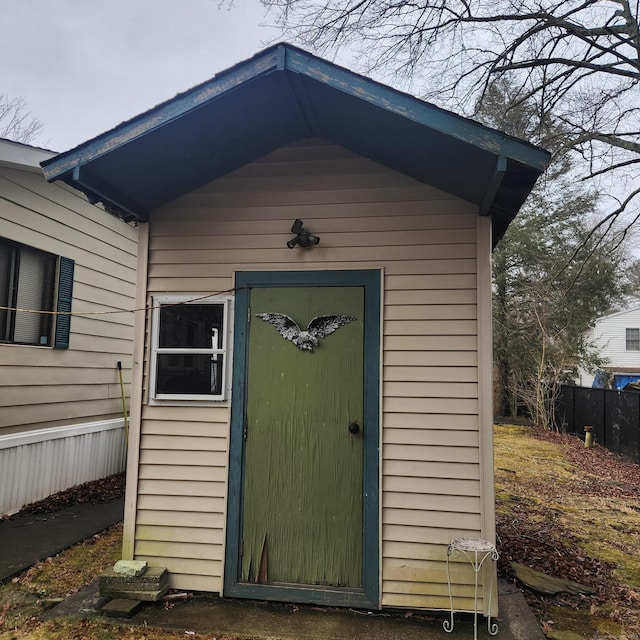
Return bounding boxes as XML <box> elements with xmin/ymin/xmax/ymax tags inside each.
<box><xmin>0</xmin><ymin>94</ymin><xmax>43</xmax><ymax>144</ymax></box>
<box><xmin>477</xmin><ymin>78</ymin><xmax>633</xmax><ymax>427</ymax></box>
<box><xmin>261</xmin><ymin>0</ymin><xmax>640</xmax><ymax>227</ymax></box>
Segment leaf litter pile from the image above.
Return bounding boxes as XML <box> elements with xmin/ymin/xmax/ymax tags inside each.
<box><xmin>2</xmin><ymin>472</ymin><xmax>125</xmax><ymax>521</ymax></box>
<box><xmin>495</xmin><ymin>424</ymin><xmax>640</xmax><ymax>638</ymax></box>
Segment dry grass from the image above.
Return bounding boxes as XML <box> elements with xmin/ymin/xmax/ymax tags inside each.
<box><xmin>495</xmin><ymin>424</ymin><xmax>640</xmax><ymax>639</ymax></box>
<box><xmin>19</xmin><ymin>524</ymin><xmax>123</xmax><ymax>600</ymax></box>
<box><xmin>0</xmin><ymin>523</ymin><xmax>223</xmax><ymax>640</ymax></box>
<box><xmin>1</xmin><ymin>525</ymin><xmax>122</xmax><ymax>639</ymax></box>
<box><xmin>1</xmin><ymin>619</ymin><xmax>221</xmax><ymax>640</ymax></box>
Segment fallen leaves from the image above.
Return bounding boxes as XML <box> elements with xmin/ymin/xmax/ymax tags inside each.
<box><xmin>495</xmin><ymin>424</ymin><xmax>640</xmax><ymax>635</ymax></box>
<box><xmin>6</xmin><ymin>473</ymin><xmax>125</xmax><ymax>520</ymax></box>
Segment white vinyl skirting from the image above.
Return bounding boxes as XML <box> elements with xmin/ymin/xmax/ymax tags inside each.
<box><xmin>0</xmin><ymin>418</ymin><xmax>126</xmax><ymax>516</ymax></box>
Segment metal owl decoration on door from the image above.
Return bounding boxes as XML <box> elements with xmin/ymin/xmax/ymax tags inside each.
<box><xmin>256</xmin><ymin>313</ymin><xmax>356</xmax><ymax>352</ymax></box>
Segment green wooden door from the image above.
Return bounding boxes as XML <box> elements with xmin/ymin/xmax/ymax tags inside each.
<box><xmin>225</xmin><ymin>270</ymin><xmax>380</xmax><ymax>607</ymax></box>
<box><xmin>241</xmin><ymin>286</ymin><xmax>364</xmax><ymax>588</ymax></box>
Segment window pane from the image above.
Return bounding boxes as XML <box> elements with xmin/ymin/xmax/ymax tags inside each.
<box><xmin>14</xmin><ymin>248</ymin><xmax>55</xmax><ymax>345</ymax></box>
<box><xmin>156</xmin><ymin>353</ymin><xmax>224</xmax><ymax>395</ymax></box>
<box><xmin>626</xmin><ymin>328</ymin><xmax>640</xmax><ymax>351</ymax></box>
<box><xmin>0</xmin><ymin>243</ymin><xmax>16</xmax><ymax>341</ymax></box>
<box><xmin>159</xmin><ymin>304</ymin><xmax>224</xmax><ymax>349</ymax></box>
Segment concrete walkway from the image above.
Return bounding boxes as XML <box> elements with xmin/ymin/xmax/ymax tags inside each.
<box><xmin>49</xmin><ymin>577</ymin><xmax>545</xmax><ymax>639</ymax></box>
<box><xmin>1</xmin><ymin>499</ymin><xmax>545</xmax><ymax>639</ymax></box>
<box><xmin>0</xmin><ymin>498</ymin><xmax>124</xmax><ymax>581</ymax></box>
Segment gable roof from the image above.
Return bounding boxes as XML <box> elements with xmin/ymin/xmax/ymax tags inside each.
<box><xmin>41</xmin><ymin>43</ymin><xmax>550</xmax><ymax>243</ymax></box>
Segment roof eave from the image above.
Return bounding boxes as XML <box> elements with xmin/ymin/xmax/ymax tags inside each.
<box><xmin>40</xmin><ymin>43</ymin><xmax>550</xmax><ymax>234</ymax></box>
<box><xmin>41</xmin><ymin>46</ymin><xmax>284</xmax><ymax>182</ymax></box>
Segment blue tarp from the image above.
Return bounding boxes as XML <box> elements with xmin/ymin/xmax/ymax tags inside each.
<box><xmin>592</xmin><ymin>371</ymin><xmax>640</xmax><ymax>390</ymax></box>
<box><xmin>614</xmin><ymin>375</ymin><xmax>640</xmax><ymax>390</ymax></box>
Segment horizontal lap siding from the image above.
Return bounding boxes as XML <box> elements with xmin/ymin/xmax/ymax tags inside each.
<box><xmin>136</xmin><ymin>405</ymin><xmax>229</xmax><ymax>592</ymax></box>
<box><xmin>0</xmin><ymin>167</ymin><xmax>137</xmax><ymax>433</ymax></box>
<box><xmin>383</xmin><ymin>243</ymin><xmax>481</xmax><ymax>609</ymax></box>
<box><xmin>139</xmin><ymin>139</ymin><xmax>482</xmax><ymax>607</ymax></box>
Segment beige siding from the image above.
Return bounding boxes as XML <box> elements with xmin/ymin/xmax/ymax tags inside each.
<box><xmin>134</xmin><ymin>405</ymin><xmax>229</xmax><ymax>590</ymax></box>
<box><xmin>0</xmin><ymin>165</ymin><xmax>137</xmax><ymax>434</ymax></box>
<box><xmin>131</xmin><ymin>138</ymin><xmax>490</xmax><ymax>609</ymax></box>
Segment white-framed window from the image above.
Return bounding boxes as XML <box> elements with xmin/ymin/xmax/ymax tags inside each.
<box><xmin>625</xmin><ymin>327</ymin><xmax>640</xmax><ymax>351</ymax></box>
<box><xmin>150</xmin><ymin>295</ymin><xmax>232</xmax><ymax>402</ymax></box>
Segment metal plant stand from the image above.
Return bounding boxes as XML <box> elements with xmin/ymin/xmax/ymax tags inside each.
<box><xmin>443</xmin><ymin>538</ymin><xmax>499</xmax><ymax>640</ymax></box>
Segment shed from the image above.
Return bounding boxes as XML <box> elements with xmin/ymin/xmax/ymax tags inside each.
<box><xmin>42</xmin><ymin>44</ymin><xmax>550</xmax><ymax>616</ymax></box>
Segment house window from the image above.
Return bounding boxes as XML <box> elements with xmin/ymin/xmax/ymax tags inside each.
<box><xmin>151</xmin><ymin>296</ymin><xmax>231</xmax><ymax>401</ymax></box>
<box><xmin>0</xmin><ymin>238</ymin><xmax>74</xmax><ymax>348</ymax></box>
<box><xmin>626</xmin><ymin>328</ymin><xmax>640</xmax><ymax>351</ymax></box>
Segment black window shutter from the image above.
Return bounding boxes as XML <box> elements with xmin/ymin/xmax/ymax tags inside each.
<box><xmin>54</xmin><ymin>257</ymin><xmax>74</xmax><ymax>349</ymax></box>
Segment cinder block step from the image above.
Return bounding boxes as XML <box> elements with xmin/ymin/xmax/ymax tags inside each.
<box><xmin>100</xmin><ymin>586</ymin><xmax>169</xmax><ymax>601</ymax></box>
<box><xmin>100</xmin><ymin>566</ymin><xmax>168</xmax><ymax>586</ymax></box>
<box><xmin>99</xmin><ymin>566</ymin><xmax>170</xmax><ymax>601</ymax></box>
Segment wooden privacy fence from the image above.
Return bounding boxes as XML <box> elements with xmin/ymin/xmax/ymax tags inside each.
<box><xmin>554</xmin><ymin>385</ymin><xmax>640</xmax><ymax>463</ymax></box>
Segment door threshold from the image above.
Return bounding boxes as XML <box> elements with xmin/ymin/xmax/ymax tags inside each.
<box><xmin>224</xmin><ymin>582</ymin><xmax>377</xmax><ymax>609</ymax></box>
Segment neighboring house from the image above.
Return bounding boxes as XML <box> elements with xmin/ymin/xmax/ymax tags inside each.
<box><xmin>42</xmin><ymin>45</ymin><xmax>549</xmax><ymax>617</ymax></box>
<box><xmin>579</xmin><ymin>306</ymin><xmax>640</xmax><ymax>389</ymax></box>
<box><xmin>0</xmin><ymin>138</ymin><xmax>137</xmax><ymax>516</ymax></box>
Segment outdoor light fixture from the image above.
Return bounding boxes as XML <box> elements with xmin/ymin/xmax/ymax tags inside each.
<box><xmin>286</xmin><ymin>219</ymin><xmax>320</xmax><ymax>249</ymax></box>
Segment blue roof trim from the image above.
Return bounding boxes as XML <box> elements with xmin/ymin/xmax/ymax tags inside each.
<box><xmin>283</xmin><ymin>48</ymin><xmax>549</xmax><ymax>172</ymax></box>
<box><xmin>41</xmin><ymin>43</ymin><xmax>550</xmax><ymax>240</ymax></box>
<box><xmin>480</xmin><ymin>155</ymin><xmax>507</xmax><ymax>216</ymax></box>
<box><xmin>42</xmin><ymin>43</ymin><xmax>549</xmax><ymax>177</ymax></box>
<box><xmin>42</xmin><ymin>47</ymin><xmax>283</xmax><ymax>178</ymax></box>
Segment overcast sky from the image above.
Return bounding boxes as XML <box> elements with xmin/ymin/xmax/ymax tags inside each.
<box><xmin>1</xmin><ymin>1</ymin><xmax>281</xmax><ymax>152</ymax></box>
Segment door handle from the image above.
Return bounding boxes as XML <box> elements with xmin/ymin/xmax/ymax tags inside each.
<box><xmin>348</xmin><ymin>421</ymin><xmax>361</xmax><ymax>435</ymax></box>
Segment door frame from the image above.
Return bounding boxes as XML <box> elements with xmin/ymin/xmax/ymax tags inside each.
<box><xmin>224</xmin><ymin>269</ymin><xmax>381</xmax><ymax>608</ymax></box>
